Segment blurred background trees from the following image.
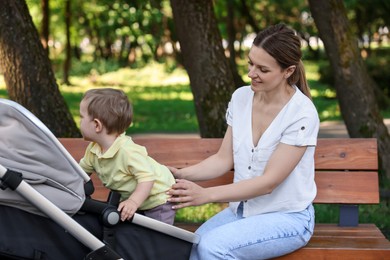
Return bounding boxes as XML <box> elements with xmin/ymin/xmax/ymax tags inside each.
<box><xmin>21</xmin><ymin>0</ymin><xmax>390</xmax><ymax>105</ymax></box>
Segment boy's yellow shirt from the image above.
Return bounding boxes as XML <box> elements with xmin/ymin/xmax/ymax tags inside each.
<box><xmin>80</xmin><ymin>133</ymin><xmax>175</xmax><ymax>210</ymax></box>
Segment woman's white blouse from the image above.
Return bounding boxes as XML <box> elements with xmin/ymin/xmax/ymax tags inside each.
<box><xmin>226</xmin><ymin>85</ymin><xmax>320</xmax><ymax>217</ymax></box>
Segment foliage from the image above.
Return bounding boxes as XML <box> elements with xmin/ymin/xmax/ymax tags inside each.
<box><xmin>175</xmin><ymin>203</ymin><xmax>228</xmax><ymax>223</ymax></box>
<box><xmin>317</xmin><ymin>47</ymin><xmax>390</xmax><ymax>104</ymax></box>
<box><xmin>365</xmin><ymin>48</ymin><xmax>390</xmax><ymax>97</ymax></box>
<box><xmin>23</xmin><ymin>0</ymin><xmax>389</xmax><ymax>73</ymax></box>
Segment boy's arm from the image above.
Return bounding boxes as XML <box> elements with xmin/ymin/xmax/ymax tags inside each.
<box><xmin>117</xmin><ymin>181</ymin><xmax>154</xmax><ymax>221</ymax></box>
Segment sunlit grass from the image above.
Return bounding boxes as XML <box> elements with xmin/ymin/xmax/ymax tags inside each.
<box><xmin>0</xmin><ymin>75</ymin><xmax>7</xmax><ymax>98</ymax></box>
<box><xmin>304</xmin><ymin>61</ymin><xmax>321</xmax><ymax>81</ymax></box>
<box><xmin>60</xmin><ymin>62</ymin><xmax>197</xmax><ymax>133</ymax></box>
<box><xmin>175</xmin><ymin>203</ymin><xmax>228</xmax><ymax>223</ymax></box>
<box><xmin>97</xmin><ymin>65</ymin><xmax>190</xmax><ymax>87</ymax></box>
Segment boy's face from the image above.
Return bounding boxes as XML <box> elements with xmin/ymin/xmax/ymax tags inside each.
<box><xmin>79</xmin><ymin>99</ymin><xmax>96</xmax><ymax>141</ymax></box>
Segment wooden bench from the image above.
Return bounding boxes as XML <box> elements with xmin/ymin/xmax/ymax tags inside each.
<box><xmin>59</xmin><ymin>137</ymin><xmax>390</xmax><ymax>259</ymax></box>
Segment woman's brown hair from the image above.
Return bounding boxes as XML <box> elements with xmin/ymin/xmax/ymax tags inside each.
<box><xmin>253</xmin><ymin>24</ymin><xmax>311</xmax><ymax>99</ymax></box>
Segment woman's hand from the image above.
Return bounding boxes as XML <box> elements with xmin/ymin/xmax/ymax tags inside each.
<box><xmin>167</xmin><ymin>179</ymin><xmax>208</xmax><ymax>209</ymax></box>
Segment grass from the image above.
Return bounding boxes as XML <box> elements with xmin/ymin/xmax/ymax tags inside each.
<box><xmin>68</xmin><ymin>63</ymin><xmax>199</xmax><ymax>134</ymax></box>
<box><xmin>0</xmin><ymin>60</ymin><xmax>389</xmax><ymax>238</ymax></box>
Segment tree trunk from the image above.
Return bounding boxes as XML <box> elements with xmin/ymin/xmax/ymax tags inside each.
<box><xmin>0</xmin><ymin>0</ymin><xmax>80</xmax><ymax>137</ymax></box>
<box><xmin>309</xmin><ymin>0</ymin><xmax>390</xmax><ymax>180</ymax></box>
<box><xmin>239</xmin><ymin>0</ymin><xmax>260</xmax><ymax>33</ymax></box>
<box><xmin>40</xmin><ymin>0</ymin><xmax>49</xmax><ymax>55</ymax></box>
<box><xmin>227</xmin><ymin>0</ymin><xmax>246</xmax><ymax>89</ymax></box>
<box><xmin>170</xmin><ymin>0</ymin><xmax>236</xmax><ymax>138</ymax></box>
<box><xmin>63</xmin><ymin>0</ymin><xmax>72</xmax><ymax>85</ymax></box>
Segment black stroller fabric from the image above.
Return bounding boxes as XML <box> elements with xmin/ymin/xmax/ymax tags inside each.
<box><xmin>0</xmin><ymin>206</ymin><xmax>193</xmax><ymax>260</ymax></box>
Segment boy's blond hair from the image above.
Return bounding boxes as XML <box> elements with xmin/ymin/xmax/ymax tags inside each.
<box><xmin>83</xmin><ymin>88</ymin><xmax>132</xmax><ymax>134</ymax></box>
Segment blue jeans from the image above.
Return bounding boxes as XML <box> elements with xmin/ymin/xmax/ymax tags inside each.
<box><xmin>190</xmin><ymin>203</ymin><xmax>315</xmax><ymax>260</ymax></box>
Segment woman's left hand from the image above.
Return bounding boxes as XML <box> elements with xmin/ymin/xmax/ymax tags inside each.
<box><xmin>167</xmin><ymin>179</ymin><xmax>208</xmax><ymax>209</ymax></box>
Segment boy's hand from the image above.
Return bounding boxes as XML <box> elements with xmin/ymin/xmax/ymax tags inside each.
<box><xmin>118</xmin><ymin>198</ymin><xmax>138</xmax><ymax>221</ymax></box>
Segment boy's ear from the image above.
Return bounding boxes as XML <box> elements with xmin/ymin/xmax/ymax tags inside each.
<box><xmin>94</xmin><ymin>119</ymin><xmax>103</xmax><ymax>133</ymax></box>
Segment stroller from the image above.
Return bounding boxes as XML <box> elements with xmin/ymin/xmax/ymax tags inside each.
<box><xmin>0</xmin><ymin>98</ymin><xmax>199</xmax><ymax>260</ymax></box>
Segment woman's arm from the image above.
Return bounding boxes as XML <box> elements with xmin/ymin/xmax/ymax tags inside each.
<box><xmin>168</xmin><ymin>143</ymin><xmax>307</xmax><ymax>209</ymax></box>
<box><xmin>169</xmin><ymin>126</ymin><xmax>234</xmax><ymax>182</ymax></box>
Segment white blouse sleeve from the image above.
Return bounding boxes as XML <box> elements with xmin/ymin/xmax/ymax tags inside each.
<box><xmin>281</xmin><ymin>113</ymin><xmax>319</xmax><ymax>146</ymax></box>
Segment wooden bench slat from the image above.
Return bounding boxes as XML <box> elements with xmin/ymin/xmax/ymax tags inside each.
<box><xmin>137</xmin><ymin>138</ymin><xmax>379</xmax><ymax>170</ymax></box>
<box><xmin>276</xmin><ymin>248</ymin><xmax>390</xmax><ymax>260</ymax></box>
<box><xmin>306</xmin><ymin>236</ymin><xmax>390</xmax><ymax>249</ymax></box>
<box><xmin>277</xmin><ymin>223</ymin><xmax>390</xmax><ymax>259</ymax></box>
<box><xmin>314</xmin><ymin>171</ymin><xmax>379</xmax><ymax>204</ymax></box>
<box><xmin>58</xmin><ymin>138</ymin><xmax>380</xmax><ymax>204</ymax></box>
<box><xmin>314</xmin><ymin>224</ymin><xmax>386</xmax><ymax>238</ymax></box>
<box><xmin>89</xmin><ymin>170</ymin><xmax>380</xmax><ymax>204</ymax></box>
<box><xmin>174</xmin><ymin>224</ymin><xmax>387</xmax><ymax>239</ymax></box>
<box><xmin>315</xmin><ymin>138</ymin><xmax>378</xmax><ymax>170</ymax></box>
<box><xmin>59</xmin><ymin>138</ymin><xmax>89</xmax><ymax>162</ymax></box>
<box><xmin>136</xmin><ymin>138</ymin><xmax>221</xmax><ymax>168</ymax></box>
<box><xmin>59</xmin><ymin>138</ymin><xmax>379</xmax><ymax>171</ymax></box>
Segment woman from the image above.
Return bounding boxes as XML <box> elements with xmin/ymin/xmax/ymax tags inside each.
<box><xmin>167</xmin><ymin>23</ymin><xmax>320</xmax><ymax>259</ymax></box>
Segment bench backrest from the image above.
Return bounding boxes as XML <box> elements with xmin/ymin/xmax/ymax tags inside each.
<box><xmin>59</xmin><ymin>138</ymin><xmax>379</xmax><ymax>205</ymax></box>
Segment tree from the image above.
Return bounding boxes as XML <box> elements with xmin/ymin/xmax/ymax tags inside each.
<box><xmin>0</xmin><ymin>0</ymin><xmax>80</xmax><ymax>137</ymax></box>
<box><xmin>63</xmin><ymin>0</ymin><xmax>72</xmax><ymax>85</ymax></box>
<box><xmin>170</xmin><ymin>0</ymin><xmax>236</xmax><ymax>137</ymax></box>
<box><xmin>226</xmin><ymin>0</ymin><xmax>246</xmax><ymax>88</ymax></box>
<box><xmin>308</xmin><ymin>0</ymin><xmax>390</xmax><ymax>180</ymax></box>
<box><xmin>40</xmin><ymin>0</ymin><xmax>50</xmax><ymax>54</ymax></box>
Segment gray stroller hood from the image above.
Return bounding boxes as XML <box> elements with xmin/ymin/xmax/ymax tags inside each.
<box><xmin>0</xmin><ymin>98</ymin><xmax>88</xmax><ymax>216</ymax></box>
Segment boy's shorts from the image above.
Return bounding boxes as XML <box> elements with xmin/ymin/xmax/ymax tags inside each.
<box><xmin>137</xmin><ymin>201</ymin><xmax>176</xmax><ymax>225</ymax></box>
